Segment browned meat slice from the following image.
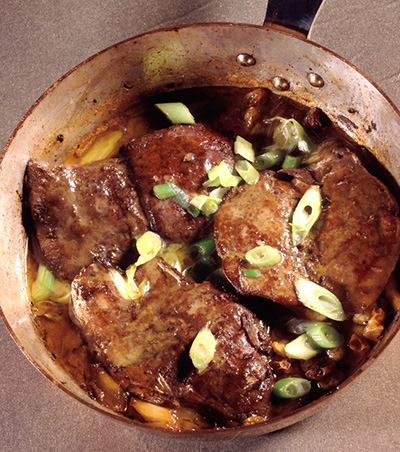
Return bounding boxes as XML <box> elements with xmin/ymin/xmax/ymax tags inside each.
<box><xmin>124</xmin><ymin>124</ymin><xmax>234</xmax><ymax>244</ymax></box>
<box><xmin>215</xmin><ymin>142</ymin><xmax>400</xmax><ymax>315</ymax></box>
<box><xmin>25</xmin><ymin>159</ymin><xmax>149</xmax><ymax>281</ymax></box>
<box><xmin>70</xmin><ymin>257</ymin><xmax>273</xmax><ymax>422</ymax></box>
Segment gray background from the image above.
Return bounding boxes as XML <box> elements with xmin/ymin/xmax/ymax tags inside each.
<box><xmin>1</xmin><ymin>1</ymin><xmax>400</xmax><ymax>451</ymax></box>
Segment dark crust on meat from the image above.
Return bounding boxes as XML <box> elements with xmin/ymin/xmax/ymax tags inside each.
<box><xmin>70</xmin><ymin>258</ymin><xmax>273</xmax><ymax>422</ymax></box>
<box><xmin>215</xmin><ymin>170</ymin><xmax>308</xmax><ymax>307</ymax></box>
<box><xmin>25</xmin><ymin>159</ymin><xmax>149</xmax><ymax>281</ymax></box>
<box><xmin>215</xmin><ymin>142</ymin><xmax>400</xmax><ymax>315</ymax></box>
<box><xmin>123</xmin><ymin>124</ymin><xmax>234</xmax><ymax>244</ymax></box>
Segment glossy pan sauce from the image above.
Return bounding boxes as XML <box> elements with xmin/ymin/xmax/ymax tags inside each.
<box><xmin>25</xmin><ymin>87</ymin><xmax>400</xmax><ymax>431</ymax></box>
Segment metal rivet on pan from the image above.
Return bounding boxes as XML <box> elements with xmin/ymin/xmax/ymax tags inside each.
<box><xmin>272</xmin><ymin>76</ymin><xmax>290</xmax><ymax>91</ymax></box>
<box><xmin>307</xmin><ymin>72</ymin><xmax>325</xmax><ymax>88</ymax></box>
<box><xmin>236</xmin><ymin>53</ymin><xmax>256</xmax><ymax>67</ymax></box>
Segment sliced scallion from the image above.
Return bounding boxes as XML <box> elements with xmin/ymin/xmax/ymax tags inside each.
<box><xmin>244</xmin><ymin>269</ymin><xmax>262</xmax><ymax>278</ymax></box>
<box><xmin>291</xmin><ymin>185</ymin><xmax>322</xmax><ymax>246</ymax></box>
<box><xmin>245</xmin><ymin>245</ymin><xmax>281</xmax><ymax>268</ymax></box>
<box><xmin>267</xmin><ymin>116</ymin><xmax>316</xmax><ymax>154</ymax></box>
<box><xmin>281</xmin><ymin>155</ymin><xmax>302</xmax><ymax>169</ymax></box>
<box><xmin>208</xmin><ymin>186</ymin><xmax>229</xmax><ymax>200</ymax></box>
<box><xmin>219</xmin><ymin>165</ymin><xmax>241</xmax><ymax>188</ymax></box>
<box><xmin>295</xmin><ymin>278</ymin><xmax>345</xmax><ymax>321</ymax></box>
<box><xmin>201</xmin><ymin>198</ymin><xmax>220</xmax><ymax>216</ymax></box>
<box><xmin>286</xmin><ymin>318</ymin><xmax>321</xmax><ymax>335</ymax></box>
<box><xmin>110</xmin><ymin>268</ymin><xmax>140</xmax><ymax>300</ymax></box>
<box><xmin>188</xmin><ymin>238</ymin><xmax>216</xmax><ymax>260</ymax></box>
<box><xmin>155</xmin><ymin>102</ymin><xmax>195</xmax><ymax>124</ymax></box>
<box><xmin>234</xmin><ymin>160</ymin><xmax>260</xmax><ymax>184</ymax></box>
<box><xmin>285</xmin><ymin>333</ymin><xmax>320</xmax><ymax>360</ymax></box>
<box><xmin>234</xmin><ymin>136</ymin><xmax>255</xmax><ymax>162</ymax></box>
<box><xmin>254</xmin><ymin>149</ymin><xmax>283</xmax><ymax>170</ymax></box>
<box><xmin>174</xmin><ymin>190</ymin><xmax>200</xmax><ymax>217</ymax></box>
<box><xmin>203</xmin><ymin>161</ymin><xmax>241</xmax><ymax>188</ymax></box>
<box><xmin>135</xmin><ymin>231</ymin><xmax>163</xmax><ymax>266</ymax></box>
<box><xmin>31</xmin><ymin>265</ymin><xmax>55</xmax><ymax>302</ymax></box>
<box><xmin>190</xmin><ymin>186</ymin><xmax>228</xmax><ymax>217</ymax></box>
<box><xmin>306</xmin><ymin>323</ymin><xmax>343</xmax><ymax>349</ymax></box>
<box><xmin>156</xmin><ymin>182</ymin><xmax>200</xmax><ymax>217</ymax></box>
<box><xmin>189</xmin><ymin>326</ymin><xmax>216</xmax><ymax>374</ymax></box>
<box><xmin>272</xmin><ymin>377</ymin><xmax>312</xmax><ymax>399</ymax></box>
<box><xmin>159</xmin><ymin>243</ymin><xmax>185</xmax><ymax>273</ymax></box>
<box><xmin>110</xmin><ymin>265</ymin><xmax>148</xmax><ymax>301</ymax></box>
<box><xmin>153</xmin><ymin>183</ymin><xmax>176</xmax><ymax>199</ymax></box>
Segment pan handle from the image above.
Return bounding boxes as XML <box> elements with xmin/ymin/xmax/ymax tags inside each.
<box><xmin>264</xmin><ymin>0</ymin><xmax>324</xmax><ymax>38</ymax></box>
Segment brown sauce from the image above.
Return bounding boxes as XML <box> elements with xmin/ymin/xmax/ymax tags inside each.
<box><xmin>28</xmin><ymin>86</ymin><xmax>399</xmax><ymax>430</ymax></box>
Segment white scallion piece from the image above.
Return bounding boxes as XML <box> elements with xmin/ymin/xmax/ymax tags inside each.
<box><xmin>245</xmin><ymin>245</ymin><xmax>281</xmax><ymax>267</ymax></box>
<box><xmin>234</xmin><ymin>160</ymin><xmax>260</xmax><ymax>184</ymax></box>
<box><xmin>155</xmin><ymin>102</ymin><xmax>195</xmax><ymax>124</ymax></box>
<box><xmin>268</xmin><ymin>116</ymin><xmax>316</xmax><ymax>154</ymax></box>
<box><xmin>190</xmin><ymin>187</ymin><xmax>228</xmax><ymax>217</ymax></box>
<box><xmin>31</xmin><ymin>264</ymin><xmax>56</xmax><ymax>302</ymax></box>
<box><xmin>189</xmin><ymin>326</ymin><xmax>216</xmax><ymax>374</ymax></box>
<box><xmin>291</xmin><ymin>185</ymin><xmax>322</xmax><ymax>246</ymax></box>
<box><xmin>234</xmin><ymin>136</ymin><xmax>255</xmax><ymax>162</ymax></box>
<box><xmin>295</xmin><ymin>278</ymin><xmax>345</xmax><ymax>321</ymax></box>
<box><xmin>285</xmin><ymin>333</ymin><xmax>320</xmax><ymax>360</ymax></box>
<box><xmin>203</xmin><ymin>161</ymin><xmax>241</xmax><ymax>188</ymax></box>
<box><xmin>135</xmin><ymin>231</ymin><xmax>163</xmax><ymax>266</ymax></box>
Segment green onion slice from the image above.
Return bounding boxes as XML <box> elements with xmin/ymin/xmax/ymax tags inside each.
<box><xmin>135</xmin><ymin>231</ymin><xmax>163</xmax><ymax>266</ymax></box>
<box><xmin>234</xmin><ymin>160</ymin><xmax>260</xmax><ymax>184</ymax></box>
<box><xmin>110</xmin><ymin>268</ymin><xmax>140</xmax><ymax>300</ymax></box>
<box><xmin>243</xmin><ymin>269</ymin><xmax>262</xmax><ymax>278</ymax></box>
<box><xmin>245</xmin><ymin>245</ymin><xmax>281</xmax><ymax>267</ymax></box>
<box><xmin>254</xmin><ymin>149</ymin><xmax>283</xmax><ymax>170</ymax></box>
<box><xmin>295</xmin><ymin>278</ymin><xmax>345</xmax><ymax>321</ymax></box>
<box><xmin>286</xmin><ymin>318</ymin><xmax>321</xmax><ymax>335</ymax></box>
<box><xmin>285</xmin><ymin>333</ymin><xmax>320</xmax><ymax>360</ymax></box>
<box><xmin>189</xmin><ymin>326</ymin><xmax>216</xmax><ymax>373</ymax></box>
<box><xmin>219</xmin><ymin>166</ymin><xmax>241</xmax><ymax>188</ymax></box>
<box><xmin>234</xmin><ymin>136</ymin><xmax>255</xmax><ymax>162</ymax></box>
<box><xmin>110</xmin><ymin>265</ymin><xmax>149</xmax><ymax>301</ymax></box>
<box><xmin>267</xmin><ymin>116</ymin><xmax>316</xmax><ymax>154</ymax></box>
<box><xmin>209</xmin><ymin>186</ymin><xmax>229</xmax><ymax>200</ymax></box>
<box><xmin>188</xmin><ymin>238</ymin><xmax>216</xmax><ymax>260</ymax></box>
<box><xmin>154</xmin><ymin>182</ymin><xmax>199</xmax><ymax>217</ymax></box>
<box><xmin>190</xmin><ymin>187</ymin><xmax>228</xmax><ymax>217</ymax></box>
<box><xmin>281</xmin><ymin>155</ymin><xmax>302</xmax><ymax>169</ymax></box>
<box><xmin>272</xmin><ymin>377</ymin><xmax>312</xmax><ymax>399</ymax></box>
<box><xmin>153</xmin><ymin>183</ymin><xmax>176</xmax><ymax>199</ymax></box>
<box><xmin>306</xmin><ymin>323</ymin><xmax>343</xmax><ymax>349</ymax></box>
<box><xmin>31</xmin><ymin>265</ymin><xmax>55</xmax><ymax>302</ymax></box>
<box><xmin>291</xmin><ymin>185</ymin><xmax>321</xmax><ymax>246</ymax></box>
<box><xmin>203</xmin><ymin>161</ymin><xmax>241</xmax><ymax>188</ymax></box>
<box><xmin>159</xmin><ymin>243</ymin><xmax>185</xmax><ymax>273</ymax></box>
<box><xmin>155</xmin><ymin>102</ymin><xmax>195</xmax><ymax>124</ymax></box>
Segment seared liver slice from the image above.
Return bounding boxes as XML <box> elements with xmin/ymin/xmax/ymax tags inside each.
<box><xmin>215</xmin><ymin>143</ymin><xmax>400</xmax><ymax>315</ymax></box>
<box><xmin>70</xmin><ymin>258</ymin><xmax>273</xmax><ymax>422</ymax></box>
<box><xmin>123</xmin><ymin>124</ymin><xmax>234</xmax><ymax>244</ymax></box>
<box><xmin>215</xmin><ymin>170</ymin><xmax>308</xmax><ymax>309</ymax></box>
<box><xmin>25</xmin><ymin>159</ymin><xmax>148</xmax><ymax>281</ymax></box>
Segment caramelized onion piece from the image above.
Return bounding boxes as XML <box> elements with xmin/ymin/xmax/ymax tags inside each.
<box><xmin>348</xmin><ymin>334</ymin><xmax>371</xmax><ymax>355</ymax></box>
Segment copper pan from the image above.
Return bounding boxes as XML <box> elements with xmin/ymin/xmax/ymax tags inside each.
<box><xmin>0</xmin><ymin>16</ymin><xmax>400</xmax><ymax>439</ymax></box>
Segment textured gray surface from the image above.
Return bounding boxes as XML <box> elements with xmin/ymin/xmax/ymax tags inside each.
<box><xmin>1</xmin><ymin>1</ymin><xmax>400</xmax><ymax>451</ymax></box>
<box><xmin>310</xmin><ymin>0</ymin><xmax>400</xmax><ymax>109</ymax></box>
